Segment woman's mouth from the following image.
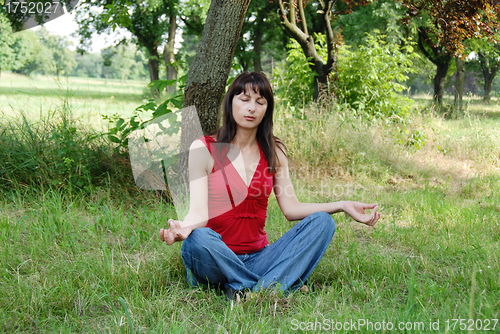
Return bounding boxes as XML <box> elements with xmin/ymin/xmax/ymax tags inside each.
<box><xmin>244</xmin><ymin>116</ymin><xmax>255</xmax><ymax>121</ymax></box>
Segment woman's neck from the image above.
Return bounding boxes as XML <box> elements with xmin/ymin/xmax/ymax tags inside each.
<box><xmin>231</xmin><ymin>128</ymin><xmax>258</xmax><ymax>152</ymax></box>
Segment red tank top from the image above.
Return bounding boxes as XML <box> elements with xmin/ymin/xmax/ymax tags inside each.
<box><xmin>200</xmin><ymin>135</ymin><xmax>274</xmax><ymax>255</ymax></box>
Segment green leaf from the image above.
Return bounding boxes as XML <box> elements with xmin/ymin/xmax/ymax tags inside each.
<box><xmin>116</xmin><ymin>118</ymin><xmax>125</xmax><ymax>128</ymax></box>
<box><xmin>170</xmin><ymin>96</ymin><xmax>184</xmax><ymax>109</ymax></box>
<box><xmin>152</xmin><ymin>101</ymin><xmax>171</xmax><ymax>118</ymax></box>
<box><xmin>130</xmin><ymin>116</ymin><xmax>139</xmax><ymax>128</ymax></box>
<box><xmin>137</xmin><ymin>102</ymin><xmax>157</xmax><ymax>111</ymax></box>
<box><xmin>108</xmin><ymin>135</ymin><xmax>121</xmax><ymax>144</ymax></box>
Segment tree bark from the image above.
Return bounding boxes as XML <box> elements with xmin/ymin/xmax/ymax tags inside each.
<box><xmin>454</xmin><ymin>57</ymin><xmax>465</xmax><ymax>114</ymax></box>
<box><xmin>278</xmin><ymin>0</ymin><xmax>336</xmax><ymax>101</ymax></box>
<box><xmin>180</xmin><ymin>0</ymin><xmax>251</xmax><ymax>188</ymax></box>
<box><xmin>433</xmin><ymin>59</ymin><xmax>451</xmax><ymax>105</ymax></box>
<box><xmin>478</xmin><ymin>51</ymin><xmax>499</xmax><ymax>103</ymax></box>
<box><xmin>183</xmin><ymin>0</ymin><xmax>251</xmax><ymax>136</ymax></box>
<box><xmin>252</xmin><ymin>12</ymin><xmax>264</xmax><ymax>73</ymax></box>
<box><xmin>163</xmin><ymin>9</ymin><xmax>177</xmax><ymax>94</ymax></box>
<box><xmin>417</xmin><ymin>28</ymin><xmax>451</xmax><ymax>105</ymax></box>
<box><xmin>147</xmin><ymin>49</ymin><xmax>160</xmax><ymax>83</ymax></box>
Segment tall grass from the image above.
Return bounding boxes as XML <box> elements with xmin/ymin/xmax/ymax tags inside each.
<box><xmin>1</xmin><ymin>90</ymin><xmax>499</xmax><ymax>332</ymax></box>
<box><xmin>0</xmin><ymin>102</ymin><xmax>137</xmax><ymax>196</ymax></box>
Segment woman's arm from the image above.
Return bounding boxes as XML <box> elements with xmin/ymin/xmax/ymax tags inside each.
<box><xmin>160</xmin><ymin>139</ymin><xmax>211</xmax><ymax>245</ymax></box>
<box><xmin>273</xmin><ymin>147</ymin><xmax>380</xmax><ymax>225</ymax></box>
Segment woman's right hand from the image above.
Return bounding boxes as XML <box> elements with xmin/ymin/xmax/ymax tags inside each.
<box><xmin>159</xmin><ymin>219</ymin><xmax>193</xmax><ymax>245</ymax></box>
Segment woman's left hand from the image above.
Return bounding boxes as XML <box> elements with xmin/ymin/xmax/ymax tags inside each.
<box><xmin>342</xmin><ymin>201</ymin><xmax>380</xmax><ymax>226</ymax></box>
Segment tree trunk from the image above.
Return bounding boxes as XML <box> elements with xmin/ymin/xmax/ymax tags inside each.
<box><xmin>180</xmin><ymin>0</ymin><xmax>251</xmax><ymax>184</ymax></box>
<box><xmin>433</xmin><ymin>57</ymin><xmax>451</xmax><ymax>105</ymax></box>
<box><xmin>163</xmin><ymin>10</ymin><xmax>177</xmax><ymax>94</ymax></box>
<box><xmin>417</xmin><ymin>28</ymin><xmax>452</xmax><ymax>106</ymax></box>
<box><xmin>478</xmin><ymin>51</ymin><xmax>499</xmax><ymax>103</ymax></box>
<box><xmin>183</xmin><ymin>0</ymin><xmax>251</xmax><ymax>136</ymax></box>
<box><xmin>278</xmin><ymin>0</ymin><xmax>336</xmax><ymax>101</ymax></box>
<box><xmin>147</xmin><ymin>50</ymin><xmax>160</xmax><ymax>83</ymax></box>
<box><xmin>252</xmin><ymin>13</ymin><xmax>264</xmax><ymax>73</ymax></box>
<box><xmin>147</xmin><ymin>47</ymin><xmax>160</xmax><ymax>96</ymax></box>
<box><xmin>454</xmin><ymin>57</ymin><xmax>465</xmax><ymax>114</ymax></box>
<box><xmin>314</xmin><ymin>71</ymin><xmax>329</xmax><ymax>101</ymax></box>
<box><xmin>484</xmin><ymin>75</ymin><xmax>493</xmax><ymax>103</ymax></box>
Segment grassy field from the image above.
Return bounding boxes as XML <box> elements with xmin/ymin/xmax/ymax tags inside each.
<box><xmin>0</xmin><ymin>73</ymin><xmax>149</xmax><ymax>131</ymax></box>
<box><xmin>0</xmin><ymin>74</ymin><xmax>499</xmax><ymax>333</ymax></box>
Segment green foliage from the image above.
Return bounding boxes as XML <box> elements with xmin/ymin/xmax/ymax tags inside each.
<box><xmin>272</xmin><ymin>33</ymin><xmax>328</xmax><ymax>110</ymax></box>
<box><xmin>37</xmin><ymin>28</ymin><xmax>77</xmax><ymax>76</ymax></box>
<box><xmin>99</xmin><ymin>43</ymin><xmax>148</xmax><ymax>81</ymax></box>
<box><xmin>336</xmin><ymin>32</ymin><xmax>418</xmax><ymax>120</ymax></box>
<box><xmin>9</xmin><ymin>30</ymin><xmax>52</xmax><ymax>75</ymax></box>
<box><xmin>0</xmin><ymin>12</ymin><xmax>15</xmax><ymax>71</ymax></box>
<box><xmin>335</xmin><ymin>0</ymin><xmax>409</xmax><ymax>46</ymax></box>
<box><xmin>0</xmin><ymin>106</ymin><xmax>126</xmax><ymax>194</ymax></box>
<box><xmin>273</xmin><ymin>32</ymin><xmax>419</xmax><ymax>122</ymax></box>
<box><xmin>102</xmin><ymin>74</ymin><xmax>187</xmax><ymax>155</ymax></box>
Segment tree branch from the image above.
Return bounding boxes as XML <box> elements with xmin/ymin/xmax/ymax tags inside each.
<box><xmin>289</xmin><ymin>0</ymin><xmax>296</xmax><ymax>26</ymax></box>
<box><xmin>298</xmin><ymin>0</ymin><xmax>308</xmax><ymax>35</ymax></box>
<box><xmin>418</xmin><ymin>28</ymin><xmax>438</xmax><ymax>65</ymax></box>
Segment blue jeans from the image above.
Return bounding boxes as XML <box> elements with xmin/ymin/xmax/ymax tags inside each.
<box><xmin>180</xmin><ymin>211</ymin><xmax>336</xmax><ymax>293</ymax></box>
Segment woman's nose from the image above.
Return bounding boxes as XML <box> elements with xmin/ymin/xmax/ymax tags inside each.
<box><xmin>248</xmin><ymin>100</ymin><xmax>256</xmax><ymax>112</ymax></box>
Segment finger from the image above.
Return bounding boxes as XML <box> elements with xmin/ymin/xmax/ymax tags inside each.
<box><xmin>159</xmin><ymin>228</ymin><xmax>165</xmax><ymax>241</ymax></box>
<box><xmin>166</xmin><ymin>230</ymin><xmax>175</xmax><ymax>245</ymax></box>
<box><xmin>363</xmin><ymin>203</ymin><xmax>378</xmax><ymax>209</ymax></box>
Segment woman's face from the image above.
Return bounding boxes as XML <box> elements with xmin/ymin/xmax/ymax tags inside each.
<box><xmin>231</xmin><ymin>85</ymin><xmax>268</xmax><ymax>131</ymax></box>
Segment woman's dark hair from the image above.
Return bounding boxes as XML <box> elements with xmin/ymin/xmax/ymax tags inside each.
<box><xmin>213</xmin><ymin>72</ymin><xmax>285</xmax><ymax>174</ymax></box>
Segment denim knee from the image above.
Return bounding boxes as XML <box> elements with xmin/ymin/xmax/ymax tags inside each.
<box><xmin>182</xmin><ymin>228</ymin><xmax>218</xmax><ymax>254</ymax></box>
<box><xmin>313</xmin><ymin>211</ymin><xmax>336</xmax><ymax>238</ymax></box>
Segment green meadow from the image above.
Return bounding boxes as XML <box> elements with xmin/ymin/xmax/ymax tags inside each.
<box><xmin>0</xmin><ymin>74</ymin><xmax>499</xmax><ymax>333</ymax></box>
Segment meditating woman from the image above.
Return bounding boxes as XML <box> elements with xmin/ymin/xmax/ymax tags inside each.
<box><xmin>159</xmin><ymin>72</ymin><xmax>380</xmax><ymax>300</ymax></box>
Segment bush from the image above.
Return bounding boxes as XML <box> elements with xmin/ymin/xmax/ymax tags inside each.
<box><xmin>271</xmin><ymin>33</ymin><xmax>330</xmax><ymax>111</ymax></box>
<box><xmin>336</xmin><ymin>32</ymin><xmax>418</xmax><ymax>120</ymax></box>
<box><xmin>272</xmin><ymin>32</ymin><xmax>419</xmax><ymax>122</ymax></box>
<box><xmin>0</xmin><ymin>107</ymin><xmax>134</xmax><ymax>195</ymax></box>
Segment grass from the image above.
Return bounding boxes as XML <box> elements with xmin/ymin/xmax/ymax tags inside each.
<box><xmin>0</xmin><ymin>76</ymin><xmax>499</xmax><ymax>333</ymax></box>
<box><xmin>0</xmin><ymin>73</ymin><xmax>149</xmax><ymax>131</ymax></box>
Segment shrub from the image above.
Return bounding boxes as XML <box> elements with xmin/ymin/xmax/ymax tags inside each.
<box><xmin>336</xmin><ymin>32</ymin><xmax>418</xmax><ymax>120</ymax></box>
<box><xmin>0</xmin><ymin>107</ymin><xmax>133</xmax><ymax>195</ymax></box>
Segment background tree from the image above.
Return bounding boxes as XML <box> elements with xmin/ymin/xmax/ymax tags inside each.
<box><xmin>74</xmin><ymin>0</ymin><xmax>177</xmax><ymax>87</ymax></box>
<box><xmin>276</xmin><ymin>0</ymin><xmax>374</xmax><ymax>100</ymax></box>
<box><xmin>277</xmin><ymin>0</ymin><xmax>339</xmax><ymax>100</ymax></box>
<box><xmin>469</xmin><ymin>37</ymin><xmax>500</xmax><ymax>103</ymax></box>
<box><xmin>334</xmin><ymin>0</ymin><xmax>409</xmax><ymax>46</ymax></box>
<box><xmin>72</xmin><ymin>52</ymin><xmax>104</xmax><ymax>78</ymax></box>
<box><xmin>0</xmin><ymin>12</ymin><xmax>15</xmax><ymax>79</ymax></box>
<box><xmin>175</xmin><ymin>0</ymin><xmax>210</xmax><ymax>74</ymax></box>
<box><xmin>402</xmin><ymin>0</ymin><xmax>500</xmax><ymax>106</ymax></box>
<box><xmin>38</xmin><ymin>28</ymin><xmax>77</xmax><ymax>76</ymax></box>
<box><xmin>10</xmin><ymin>31</ymin><xmax>52</xmax><ymax>76</ymax></box>
<box><xmin>234</xmin><ymin>0</ymin><xmax>286</xmax><ymax>73</ymax></box>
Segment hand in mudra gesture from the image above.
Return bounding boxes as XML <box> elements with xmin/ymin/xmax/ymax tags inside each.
<box><xmin>159</xmin><ymin>219</ymin><xmax>192</xmax><ymax>245</ymax></box>
<box><xmin>343</xmin><ymin>201</ymin><xmax>380</xmax><ymax>226</ymax></box>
